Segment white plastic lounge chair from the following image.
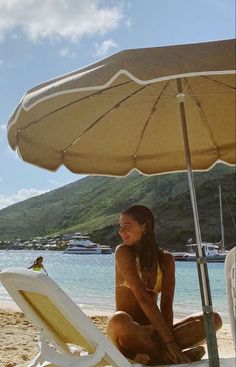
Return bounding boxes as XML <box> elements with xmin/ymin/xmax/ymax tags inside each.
<box><xmin>225</xmin><ymin>246</ymin><xmax>236</xmax><ymax>348</ymax></box>
<box><xmin>0</xmin><ymin>268</ymin><xmax>234</xmax><ymax>367</ymax></box>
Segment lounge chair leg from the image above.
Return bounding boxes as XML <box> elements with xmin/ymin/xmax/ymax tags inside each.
<box><xmin>28</xmin><ymin>331</ymin><xmax>106</xmax><ymax>367</ymax></box>
<box><xmin>28</xmin><ymin>352</ymin><xmax>43</xmax><ymax>367</ymax></box>
<box><xmin>28</xmin><ymin>334</ymin><xmax>51</xmax><ymax>367</ymax></box>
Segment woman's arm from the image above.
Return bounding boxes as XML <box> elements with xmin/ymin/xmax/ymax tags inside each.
<box><xmin>160</xmin><ymin>252</ymin><xmax>175</xmax><ymax>328</ymax></box>
<box><xmin>42</xmin><ymin>265</ymin><xmax>48</xmax><ymax>275</ymax></box>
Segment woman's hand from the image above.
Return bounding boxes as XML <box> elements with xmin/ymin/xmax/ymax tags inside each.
<box><xmin>164</xmin><ymin>340</ymin><xmax>191</xmax><ymax>364</ymax></box>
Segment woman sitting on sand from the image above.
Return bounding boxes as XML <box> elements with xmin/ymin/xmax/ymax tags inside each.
<box><xmin>28</xmin><ymin>256</ymin><xmax>48</xmax><ymax>275</ymax></box>
<box><xmin>107</xmin><ymin>205</ymin><xmax>222</xmax><ymax>365</ymax></box>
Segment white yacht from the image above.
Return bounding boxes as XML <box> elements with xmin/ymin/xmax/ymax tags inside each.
<box><xmin>63</xmin><ymin>234</ymin><xmax>112</xmax><ymax>254</ymax></box>
<box><xmin>172</xmin><ymin>242</ymin><xmax>227</xmax><ymax>262</ymax></box>
<box><xmin>173</xmin><ymin>185</ymin><xmax>229</xmax><ymax>263</ymax></box>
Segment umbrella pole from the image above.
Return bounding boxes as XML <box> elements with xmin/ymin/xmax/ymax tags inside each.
<box><xmin>176</xmin><ymin>79</ymin><xmax>220</xmax><ymax>367</ymax></box>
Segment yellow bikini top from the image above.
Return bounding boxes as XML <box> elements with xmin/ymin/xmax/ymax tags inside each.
<box><xmin>117</xmin><ymin>257</ymin><xmax>163</xmax><ymax>294</ymax></box>
<box><xmin>32</xmin><ymin>266</ymin><xmax>41</xmax><ymax>271</ymax></box>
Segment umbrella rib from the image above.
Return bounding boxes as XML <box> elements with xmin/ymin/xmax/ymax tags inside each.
<box><xmin>201</xmin><ymin>75</ymin><xmax>236</xmax><ymax>90</ymax></box>
<box><xmin>63</xmin><ymin>85</ymin><xmax>148</xmax><ymax>152</ymax></box>
<box><xmin>134</xmin><ymin>81</ymin><xmax>170</xmax><ymax>158</ymax></box>
<box><xmin>183</xmin><ymin>78</ymin><xmax>219</xmax><ymax>153</ymax></box>
<box><xmin>18</xmin><ymin>81</ymin><xmax>133</xmax><ymax>132</ymax></box>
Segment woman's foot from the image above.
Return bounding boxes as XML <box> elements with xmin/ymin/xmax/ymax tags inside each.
<box><xmin>184</xmin><ymin>346</ymin><xmax>206</xmax><ymax>361</ymax></box>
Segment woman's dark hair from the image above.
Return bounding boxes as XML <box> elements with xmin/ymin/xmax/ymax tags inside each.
<box><xmin>32</xmin><ymin>256</ymin><xmax>43</xmax><ymax>265</ymax></box>
<box><xmin>122</xmin><ymin>205</ymin><xmax>160</xmax><ymax>270</ymax></box>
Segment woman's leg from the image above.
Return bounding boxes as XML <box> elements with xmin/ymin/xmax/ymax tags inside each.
<box><xmin>107</xmin><ymin>311</ymin><xmax>222</xmax><ymax>364</ymax></box>
<box><xmin>173</xmin><ymin>311</ymin><xmax>222</xmax><ymax>349</ymax></box>
<box><xmin>107</xmin><ymin>311</ymin><xmax>163</xmax><ymax>364</ymax></box>
<box><xmin>107</xmin><ymin>311</ymin><xmax>211</xmax><ymax>365</ymax></box>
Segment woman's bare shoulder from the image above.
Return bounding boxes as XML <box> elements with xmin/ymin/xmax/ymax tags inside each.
<box><xmin>115</xmin><ymin>244</ymin><xmax>135</xmax><ymax>262</ymax></box>
<box><xmin>115</xmin><ymin>243</ymin><xmax>125</xmax><ymax>256</ymax></box>
<box><xmin>115</xmin><ymin>243</ymin><xmax>124</xmax><ymax>252</ymax></box>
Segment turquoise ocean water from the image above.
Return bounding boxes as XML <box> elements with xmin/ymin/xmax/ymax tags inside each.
<box><xmin>0</xmin><ymin>250</ymin><xmax>229</xmax><ymax>324</ymax></box>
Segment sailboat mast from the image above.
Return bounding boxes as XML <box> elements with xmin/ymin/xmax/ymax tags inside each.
<box><xmin>219</xmin><ymin>185</ymin><xmax>225</xmax><ymax>253</ymax></box>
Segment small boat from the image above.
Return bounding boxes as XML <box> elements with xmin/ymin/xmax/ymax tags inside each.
<box><xmin>173</xmin><ymin>185</ymin><xmax>230</xmax><ymax>263</ymax></box>
<box><xmin>172</xmin><ymin>242</ymin><xmax>227</xmax><ymax>262</ymax></box>
<box><xmin>63</xmin><ymin>234</ymin><xmax>112</xmax><ymax>254</ymax></box>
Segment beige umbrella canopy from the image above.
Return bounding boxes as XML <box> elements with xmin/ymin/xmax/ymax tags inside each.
<box><xmin>7</xmin><ymin>39</ymin><xmax>236</xmax><ymax>367</ymax></box>
<box><xmin>8</xmin><ymin>38</ymin><xmax>235</xmax><ymax>175</ymax></box>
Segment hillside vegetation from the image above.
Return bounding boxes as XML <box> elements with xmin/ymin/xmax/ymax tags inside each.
<box><xmin>0</xmin><ymin>164</ymin><xmax>235</xmax><ymax>251</ymax></box>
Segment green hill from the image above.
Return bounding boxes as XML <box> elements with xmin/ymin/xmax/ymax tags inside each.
<box><xmin>0</xmin><ymin>164</ymin><xmax>235</xmax><ymax>250</ymax></box>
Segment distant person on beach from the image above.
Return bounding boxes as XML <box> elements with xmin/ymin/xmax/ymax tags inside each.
<box><xmin>107</xmin><ymin>205</ymin><xmax>222</xmax><ymax>365</ymax></box>
<box><xmin>28</xmin><ymin>256</ymin><xmax>48</xmax><ymax>275</ymax></box>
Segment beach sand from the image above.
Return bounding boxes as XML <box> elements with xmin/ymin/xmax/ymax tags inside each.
<box><xmin>0</xmin><ymin>302</ymin><xmax>234</xmax><ymax>367</ymax></box>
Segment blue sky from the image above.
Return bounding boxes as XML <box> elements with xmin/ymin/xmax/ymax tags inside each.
<box><xmin>0</xmin><ymin>0</ymin><xmax>235</xmax><ymax>209</ymax></box>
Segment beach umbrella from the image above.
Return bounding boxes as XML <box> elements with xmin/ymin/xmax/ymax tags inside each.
<box><xmin>7</xmin><ymin>38</ymin><xmax>236</xmax><ymax>366</ymax></box>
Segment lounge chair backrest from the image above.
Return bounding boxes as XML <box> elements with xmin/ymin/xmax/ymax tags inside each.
<box><xmin>0</xmin><ymin>268</ymin><xmax>133</xmax><ymax>367</ymax></box>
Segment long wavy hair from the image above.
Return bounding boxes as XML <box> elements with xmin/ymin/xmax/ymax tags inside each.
<box><xmin>122</xmin><ymin>205</ymin><xmax>160</xmax><ymax>271</ymax></box>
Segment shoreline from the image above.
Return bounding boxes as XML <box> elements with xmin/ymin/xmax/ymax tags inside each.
<box><xmin>0</xmin><ymin>299</ymin><xmax>231</xmax><ymax>324</ymax></box>
<box><xmin>0</xmin><ymin>299</ymin><xmax>113</xmax><ymax>317</ymax></box>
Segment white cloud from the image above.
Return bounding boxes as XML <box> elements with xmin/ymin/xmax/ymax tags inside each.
<box><xmin>0</xmin><ymin>188</ymin><xmax>50</xmax><ymax>210</ymax></box>
<box><xmin>95</xmin><ymin>39</ymin><xmax>118</xmax><ymax>57</ymax></box>
<box><xmin>11</xmin><ymin>33</ymin><xmax>19</xmax><ymax>39</ymax></box>
<box><xmin>124</xmin><ymin>18</ymin><xmax>133</xmax><ymax>30</ymax></box>
<box><xmin>59</xmin><ymin>47</ymin><xmax>69</xmax><ymax>57</ymax></box>
<box><xmin>49</xmin><ymin>179</ymin><xmax>63</xmax><ymax>186</ymax></box>
<box><xmin>59</xmin><ymin>47</ymin><xmax>76</xmax><ymax>58</ymax></box>
<box><xmin>0</xmin><ymin>0</ymin><xmax>123</xmax><ymax>43</ymax></box>
<box><xmin>0</xmin><ymin>124</ymin><xmax>6</xmax><ymax>141</ymax></box>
